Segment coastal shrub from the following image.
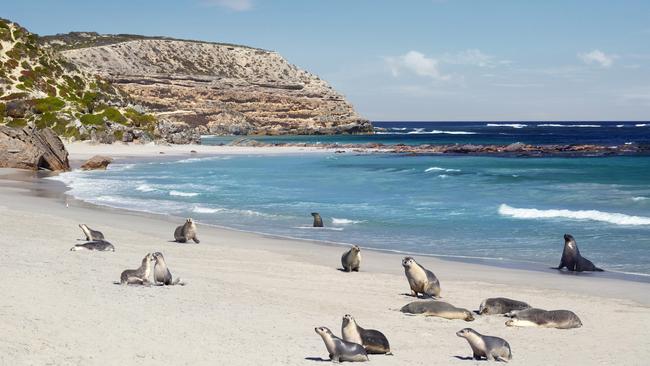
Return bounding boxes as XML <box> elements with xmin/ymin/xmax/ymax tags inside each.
<box><xmin>101</xmin><ymin>107</ymin><xmax>126</xmax><ymax>123</ymax></box>
<box><xmin>0</xmin><ymin>92</ymin><xmax>28</xmax><ymax>100</ymax></box>
<box><xmin>80</xmin><ymin>113</ymin><xmax>105</xmax><ymax>126</ymax></box>
<box><xmin>113</xmin><ymin>130</ymin><xmax>124</xmax><ymax>141</ymax></box>
<box><xmin>124</xmin><ymin>108</ymin><xmax>156</xmax><ymax>129</ymax></box>
<box><xmin>0</xmin><ymin>102</ymin><xmax>5</xmax><ymax>116</ymax></box>
<box><xmin>6</xmin><ymin>118</ymin><xmax>27</xmax><ymax>128</ymax></box>
<box><xmin>34</xmin><ymin>112</ymin><xmax>59</xmax><ymax>129</ymax></box>
<box><xmin>33</xmin><ymin>96</ymin><xmax>65</xmax><ymax>113</ymax></box>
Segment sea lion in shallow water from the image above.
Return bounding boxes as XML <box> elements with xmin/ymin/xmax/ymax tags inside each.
<box><xmin>120</xmin><ymin>253</ymin><xmax>154</xmax><ymax>285</ymax></box>
<box><xmin>341</xmin><ymin>245</ymin><xmax>361</xmax><ymax>272</ymax></box>
<box><xmin>556</xmin><ymin>234</ymin><xmax>603</xmax><ymax>272</ymax></box>
<box><xmin>174</xmin><ymin>218</ymin><xmax>200</xmax><ymax>243</ymax></box>
<box><xmin>341</xmin><ymin>314</ymin><xmax>391</xmax><ymax>355</ymax></box>
<box><xmin>479</xmin><ymin>297</ymin><xmax>530</xmax><ymax>315</ymax></box>
<box><xmin>311</xmin><ymin>212</ymin><xmax>324</xmax><ymax>227</ymax></box>
<box><xmin>153</xmin><ymin>252</ymin><xmax>183</xmax><ymax>285</ymax></box>
<box><xmin>400</xmin><ymin>300</ymin><xmax>474</xmax><ymax>321</ymax></box>
<box><xmin>402</xmin><ymin>256</ymin><xmax>441</xmax><ymax>298</ymax></box>
<box><xmin>505</xmin><ymin>308</ymin><xmax>582</xmax><ymax>329</ymax></box>
<box><xmin>315</xmin><ymin>327</ymin><xmax>369</xmax><ymax>362</ymax></box>
<box><xmin>70</xmin><ymin>240</ymin><xmax>115</xmax><ymax>252</ymax></box>
<box><xmin>456</xmin><ymin>328</ymin><xmax>512</xmax><ymax>362</ymax></box>
<box><xmin>78</xmin><ymin>224</ymin><xmax>104</xmax><ymax>241</ymax></box>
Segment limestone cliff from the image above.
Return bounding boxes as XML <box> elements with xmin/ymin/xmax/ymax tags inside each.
<box><xmin>46</xmin><ymin>33</ymin><xmax>372</xmax><ymax>137</ymax></box>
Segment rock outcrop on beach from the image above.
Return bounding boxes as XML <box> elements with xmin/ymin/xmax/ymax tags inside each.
<box><xmin>0</xmin><ymin>125</ymin><xmax>69</xmax><ymax>171</ymax></box>
<box><xmin>43</xmin><ymin>33</ymin><xmax>371</xmax><ymax>139</ymax></box>
<box><xmin>80</xmin><ymin>155</ymin><xmax>112</xmax><ymax>170</ymax></box>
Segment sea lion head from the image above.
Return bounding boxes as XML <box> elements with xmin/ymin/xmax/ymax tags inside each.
<box><xmin>478</xmin><ymin>299</ymin><xmax>487</xmax><ymax>314</ymax></box>
<box><xmin>152</xmin><ymin>252</ymin><xmax>165</xmax><ymax>262</ymax></box>
<box><xmin>186</xmin><ymin>218</ymin><xmax>194</xmax><ymax>224</ymax></box>
<box><xmin>311</xmin><ymin>212</ymin><xmax>320</xmax><ymax>217</ymax></box>
<box><xmin>456</xmin><ymin>328</ymin><xmax>475</xmax><ymax>338</ymax></box>
<box><xmin>314</xmin><ymin>327</ymin><xmax>332</xmax><ymax>336</ymax></box>
<box><xmin>564</xmin><ymin>234</ymin><xmax>576</xmax><ymax>249</ymax></box>
<box><xmin>351</xmin><ymin>245</ymin><xmax>360</xmax><ymax>254</ymax></box>
<box><xmin>342</xmin><ymin>314</ymin><xmax>355</xmax><ymax>327</ymax></box>
<box><xmin>402</xmin><ymin>256</ymin><xmax>416</xmax><ymax>268</ymax></box>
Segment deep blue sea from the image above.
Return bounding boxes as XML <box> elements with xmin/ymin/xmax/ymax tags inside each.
<box><xmin>53</xmin><ymin>122</ymin><xmax>650</xmax><ymax>276</ymax></box>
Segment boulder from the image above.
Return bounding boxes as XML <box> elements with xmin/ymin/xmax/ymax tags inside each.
<box><xmin>0</xmin><ymin>126</ymin><xmax>70</xmax><ymax>171</ymax></box>
<box><xmin>80</xmin><ymin>155</ymin><xmax>113</xmax><ymax>170</ymax></box>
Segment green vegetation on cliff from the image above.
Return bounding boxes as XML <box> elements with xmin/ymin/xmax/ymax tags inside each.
<box><xmin>0</xmin><ymin>18</ymin><xmax>158</xmax><ymax>141</ymax></box>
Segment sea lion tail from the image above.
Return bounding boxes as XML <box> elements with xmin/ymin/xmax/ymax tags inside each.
<box><xmin>594</xmin><ymin>267</ymin><xmax>604</xmax><ymax>272</ymax></box>
<box><xmin>385</xmin><ymin>351</ymin><xmax>394</xmax><ymax>356</ymax></box>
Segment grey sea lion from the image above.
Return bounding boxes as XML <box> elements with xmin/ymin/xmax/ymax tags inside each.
<box><xmin>402</xmin><ymin>256</ymin><xmax>441</xmax><ymax>298</ymax></box>
<box><xmin>456</xmin><ymin>328</ymin><xmax>512</xmax><ymax>362</ymax></box>
<box><xmin>341</xmin><ymin>245</ymin><xmax>361</xmax><ymax>272</ymax></box>
<box><xmin>341</xmin><ymin>314</ymin><xmax>392</xmax><ymax>355</ymax></box>
<box><xmin>312</xmin><ymin>212</ymin><xmax>324</xmax><ymax>227</ymax></box>
<box><xmin>119</xmin><ymin>253</ymin><xmax>154</xmax><ymax>285</ymax></box>
<box><xmin>478</xmin><ymin>297</ymin><xmax>530</xmax><ymax>315</ymax></box>
<box><xmin>70</xmin><ymin>240</ymin><xmax>115</xmax><ymax>252</ymax></box>
<box><xmin>174</xmin><ymin>218</ymin><xmax>200</xmax><ymax>243</ymax></box>
<box><xmin>505</xmin><ymin>308</ymin><xmax>582</xmax><ymax>329</ymax></box>
<box><xmin>400</xmin><ymin>300</ymin><xmax>474</xmax><ymax>321</ymax></box>
<box><xmin>78</xmin><ymin>224</ymin><xmax>105</xmax><ymax>241</ymax></box>
<box><xmin>556</xmin><ymin>234</ymin><xmax>603</xmax><ymax>272</ymax></box>
<box><xmin>314</xmin><ymin>327</ymin><xmax>369</xmax><ymax>362</ymax></box>
<box><xmin>153</xmin><ymin>252</ymin><xmax>183</xmax><ymax>286</ymax></box>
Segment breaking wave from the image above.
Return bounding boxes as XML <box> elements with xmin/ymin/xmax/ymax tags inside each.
<box><xmin>498</xmin><ymin>204</ymin><xmax>650</xmax><ymax>226</ymax></box>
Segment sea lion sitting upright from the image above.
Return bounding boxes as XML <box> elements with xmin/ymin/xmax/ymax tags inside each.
<box><xmin>556</xmin><ymin>234</ymin><xmax>603</xmax><ymax>272</ymax></box>
<box><xmin>153</xmin><ymin>252</ymin><xmax>183</xmax><ymax>286</ymax></box>
<box><xmin>505</xmin><ymin>308</ymin><xmax>582</xmax><ymax>329</ymax></box>
<box><xmin>341</xmin><ymin>314</ymin><xmax>392</xmax><ymax>355</ymax></box>
<box><xmin>314</xmin><ymin>327</ymin><xmax>369</xmax><ymax>362</ymax></box>
<box><xmin>400</xmin><ymin>300</ymin><xmax>475</xmax><ymax>321</ymax></box>
<box><xmin>311</xmin><ymin>212</ymin><xmax>324</xmax><ymax>227</ymax></box>
<box><xmin>341</xmin><ymin>245</ymin><xmax>361</xmax><ymax>272</ymax></box>
<box><xmin>402</xmin><ymin>256</ymin><xmax>441</xmax><ymax>298</ymax></box>
<box><xmin>478</xmin><ymin>297</ymin><xmax>531</xmax><ymax>315</ymax></box>
<box><xmin>79</xmin><ymin>224</ymin><xmax>105</xmax><ymax>241</ymax></box>
<box><xmin>174</xmin><ymin>218</ymin><xmax>200</xmax><ymax>243</ymax></box>
<box><xmin>456</xmin><ymin>328</ymin><xmax>512</xmax><ymax>362</ymax></box>
<box><xmin>70</xmin><ymin>240</ymin><xmax>115</xmax><ymax>252</ymax></box>
<box><xmin>120</xmin><ymin>253</ymin><xmax>154</xmax><ymax>285</ymax></box>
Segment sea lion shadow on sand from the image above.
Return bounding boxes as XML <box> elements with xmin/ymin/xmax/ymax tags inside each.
<box><xmin>452</xmin><ymin>356</ymin><xmax>475</xmax><ymax>361</ymax></box>
<box><xmin>304</xmin><ymin>357</ymin><xmax>330</xmax><ymax>362</ymax></box>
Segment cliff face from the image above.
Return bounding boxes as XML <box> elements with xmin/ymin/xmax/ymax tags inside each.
<box><xmin>53</xmin><ymin>36</ymin><xmax>372</xmax><ymax>136</ymax></box>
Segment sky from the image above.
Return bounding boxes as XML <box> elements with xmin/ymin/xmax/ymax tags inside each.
<box><xmin>4</xmin><ymin>0</ymin><xmax>650</xmax><ymax>121</ymax></box>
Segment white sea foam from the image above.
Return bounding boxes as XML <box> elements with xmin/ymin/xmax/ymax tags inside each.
<box><xmin>636</xmin><ymin>123</ymin><xmax>647</xmax><ymax>127</ymax></box>
<box><xmin>294</xmin><ymin>226</ymin><xmax>344</xmax><ymax>231</ymax></box>
<box><xmin>617</xmin><ymin>124</ymin><xmax>625</xmax><ymax>127</ymax></box>
<box><xmin>537</xmin><ymin>124</ymin><xmax>601</xmax><ymax>128</ymax></box>
<box><xmin>169</xmin><ymin>190</ymin><xmax>199</xmax><ymax>197</ymax></box>
<box><xmin>424</xmin><ymin>166</ymin><xmax>461</xmax><ymax>173</ymax></box>
<box><xmin>332</xmin><ymin>218</ymin><xmax>366</xmax><ymax>225</ymax></box>
<box><xmin>632</xmin><ymin>196</ymin><xmax>648</xmax><ymax>202</ymax></box>
<box><xmin>498</xmin><ymin>204</ymin><xmax>650</xmax><ymax>226</ymax></box>
<box><xmin>136</xmin><ymin>184</ymin><xmax>157</xmax><ymax>192</ymax></box>
<box><xmin>192</xmin><ymin>206</ymin><xmax>224</xmax><ymax>214</ymax></box>
<box><xmin>486</xmin><ymin>123</ymin><xmax>527</xmax><ymax>129</ymax></box>
<box><xmin>407</xmin><ymin>130</ymin><xmax>476</xmax><ymax>135</ymax></box>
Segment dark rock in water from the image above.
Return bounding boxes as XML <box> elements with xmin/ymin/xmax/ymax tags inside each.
<box><xmin>0</xmin><ymin>126</ymin><xmax>69</xmax><ymax>171</ymax></box>
<box><xmin>80</xmin><ymin>155</ymin><xmax>113</xmax><ymax>170</ymax></box>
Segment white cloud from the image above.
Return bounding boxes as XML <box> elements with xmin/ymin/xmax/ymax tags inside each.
<box><xmin>203</xmin><ymin>0</ymin><xmax>253</xmax><ymax>11</ymax></box>
<box><xmin>442</xmin><ymin>49</ymin><xmax>510</xmax><ymax>68</ymax></box>
<box><xmin>578</xmin><ymin>50</ymin><xmax>615</xmax><ymax>68</ymax></box>
<box><xmin>385</xmin><ymin>51</ymin><xmax>451</xmax><ymax>81</ymax></box>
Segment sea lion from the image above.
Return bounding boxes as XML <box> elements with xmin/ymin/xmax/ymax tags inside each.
<box><xmin>505</xmin><ymin>308</ymin><xmax>582</xmax><ymax>329</ymax></box>
<box><xmin>78</xmin><ymin>224</ymin><xmax>105</xmax><ymax>241</ymax></box>
<box><xmin>314</xmin><ymin>327</ymin><xmax>369</xmax><ymax>362</ymax></box>
<box><xmin>312</xmin><ymin>212</ymin><xmax>324</xmax><ymax>227</ymax></box>
<box><xmin>478</xmin><ymin>297</ymin><xmax>530</xmax><ymax>315</ymax></box>
<box><xmin>456</xmin><ymin>328</ymin><xmax>512</xmax><ymax>362</ymax></box>
<box><xmin>119</xmin><ymin>253</ymin><xmax>154</xmax><ymax>285</ymax></box>
<box><xmin>400</xmin><ymin>300</ymin><xmax>474</xmax><ymax>321</ymax></box>
<box><xmin>555</xmin><ymin>234</ymin><xmax>603</xmax><ymax>272</ymax></box>
<box><xmin>153</xmin><ymin>252</ymin><xmax>183</xmax><ymax>285</ymax></box>
<box><xmin>341</xmin><ymin>314</ymin><xmax>391</xmax><ymax>355</ymax></box>
<box><xmin>70</xmin><ymin>240</ymin><xmax>115</xmax><ymax>252</ymax></box>
<box><xmin>402</xmin><ymin>256</ymin><xmax>441</xmax><ymax>298</ymax></box>
<box><xmin>341</xmin><ymin>245</ymin><xmax>361</xmax><ymax>272</ymax></box>
<box><xmin>174</xmin><ymin>218</ymin><xmax>200</xmax><ymax>243</ymax></box>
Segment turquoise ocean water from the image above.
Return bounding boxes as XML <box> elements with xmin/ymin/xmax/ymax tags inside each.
<box><xmin>52</xmin><ymin>131</ymin><xmax>650</xmax><ymax>276</ymax></box>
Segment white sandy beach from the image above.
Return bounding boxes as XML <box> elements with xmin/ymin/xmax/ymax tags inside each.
<box><xmin>1</xmin><ymin>147</ymin><xmax>649</xmax><ymax>365</ymax></box>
